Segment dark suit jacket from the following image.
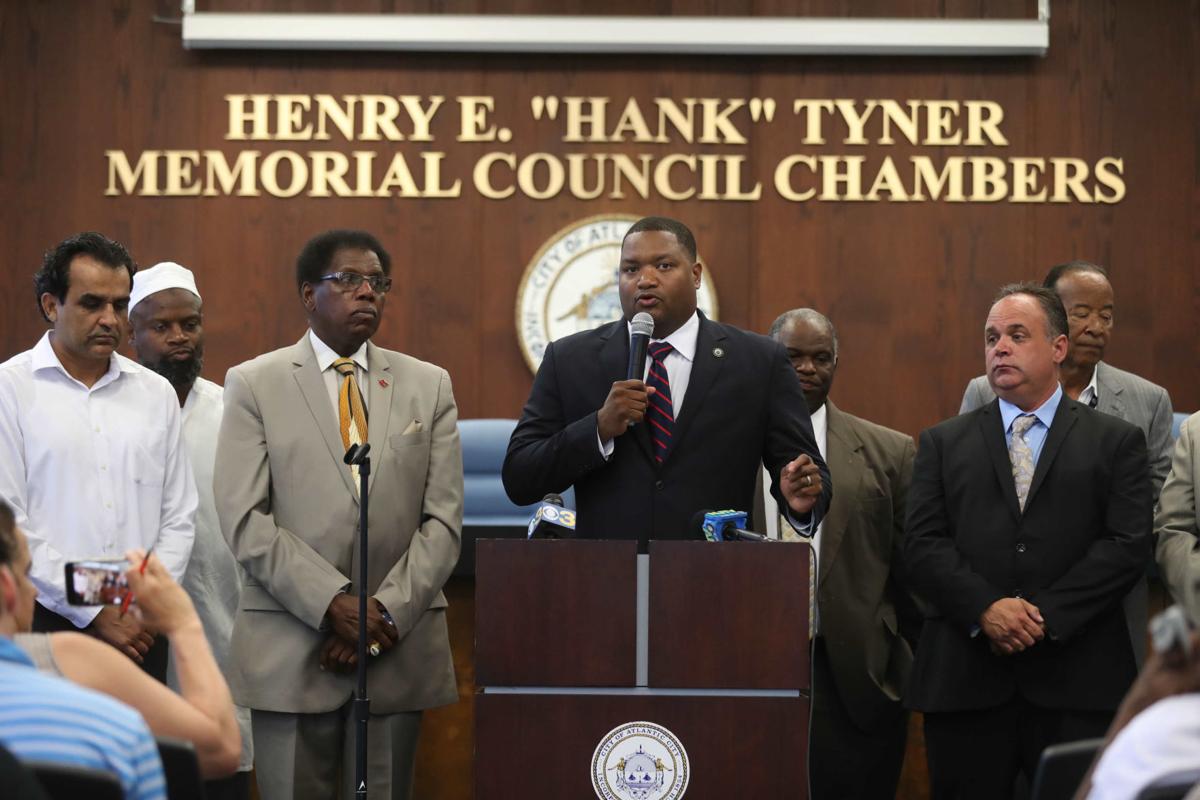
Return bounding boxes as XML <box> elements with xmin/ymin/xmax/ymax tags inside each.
<box><xmin>903</xmin><ymin>397</ymin><xmax>1152</xmax><ymax>714</ymax></box>
<box><xmin>754</xmin><ymin>400</ymin><xmax>919</xmax><ymax>731</ymax></box>
<box><xmin>502</xmin><ymin>313</ymin><xmax>830</xmax><ymax>544</ymax></box>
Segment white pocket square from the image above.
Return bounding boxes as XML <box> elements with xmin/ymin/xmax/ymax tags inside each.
<box><xmin>401</xmin><ymin>419</ymin><xmax>423</xmax><ymax>435</ymax></box>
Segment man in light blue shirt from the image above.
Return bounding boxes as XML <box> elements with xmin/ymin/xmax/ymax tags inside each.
<box><xmin>997</xmin><ymin>383</ymin><xmax>1061</xmax><ymax>464</ymax></box>
<box><xmin>904</xmin><ymin>283</ymin><xmax>1152</xmax><ymax>799</ymax></box>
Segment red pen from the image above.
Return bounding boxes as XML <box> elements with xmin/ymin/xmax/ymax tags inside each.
<box><xmin>118</xmin><ymin>547</ymin><xmax>154</xmax><ymax>618</ymax></box>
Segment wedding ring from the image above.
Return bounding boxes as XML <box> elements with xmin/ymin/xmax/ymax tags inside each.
<box><xmin>368</xmin><ymin>642</ymin><xmax>381</xmax><ymax>657</ymax></box>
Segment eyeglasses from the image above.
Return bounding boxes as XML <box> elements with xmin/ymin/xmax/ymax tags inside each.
<box><xmin>317</xmin><ymin>272</ymin><xmax>393</xmax><ymax>294</ymax></box>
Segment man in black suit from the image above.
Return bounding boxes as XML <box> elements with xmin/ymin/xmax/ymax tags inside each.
<box><xmin>503</xmin><ymin>216</ymin><xmax>830</xmax><ymax>546</ymax></box>
<box><xmin>904</xmin><ymin>283</ymin><xmax>1152</xmax><ymax>799</ymax></box>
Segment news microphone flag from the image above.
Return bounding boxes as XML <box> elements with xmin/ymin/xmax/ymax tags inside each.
<box><xmin>527</xmin><ymin>495</ymin><xmax>577</xmax><ymax>539</ymax></box>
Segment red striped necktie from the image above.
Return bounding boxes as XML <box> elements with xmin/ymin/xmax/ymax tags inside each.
<box><xmin>645</xmin><ymin>342</ymin><xmax>675</xmax><ymax>464</ymax></box>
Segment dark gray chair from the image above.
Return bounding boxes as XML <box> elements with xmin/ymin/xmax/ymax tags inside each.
<box><xmin>0</xmin><ymin>743</ymin><xmax>49</xmax><ymax>800</ymax></box>
<box><xmin>157</xmin><ymin>736</ymin><xmax>206</xmax><ymax>800</ymax></box>
<box><xmin>27</xmin><ymin>760</ymin><xmax>122</xmax><ymax>800</ymax></box>
<box><xmin>1137</xmin><ymin>775</ymin><xmax>1199</xmax><ymax>800</ymax></box>
<box><xmin>1030</xmin><ymin>737</ymin><xmax>1105</xmax><ymax>800</ymax></box>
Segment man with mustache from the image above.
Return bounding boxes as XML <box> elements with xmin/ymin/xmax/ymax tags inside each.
<box><xmin>0</xmin><ymin>233</ymin><xmax>196</xmax><ymax>683</ymax></box>
<box><xmin>214</xmin><ymin>230</ymin><xmax>461</xmax><ymax>800</ymax></box>
<box><xmin>758</xmin><ymin>308</ymin><xmax>918</xmax><ymax>800</ymax></box>
<box><xmin>128</xmin><ymin>261</ymin><xmax>254</xmax><ymax>800</ymax></box>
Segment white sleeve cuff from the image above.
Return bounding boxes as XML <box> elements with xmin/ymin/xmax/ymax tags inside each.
<box><xmin>597</xmin><ymin>428</ymin><xmax>614</xmax><ymax>459</ymax></box>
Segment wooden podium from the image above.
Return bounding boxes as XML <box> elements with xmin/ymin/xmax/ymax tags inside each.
<box><xmin>475</xmin><ymin>539</ymin><xmax>811</xmax><ymax>799</ymax></box>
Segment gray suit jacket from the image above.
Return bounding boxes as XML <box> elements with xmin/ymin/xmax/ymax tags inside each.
<box><xmin>214</xmin><ymin>336</ymin><xmax>462</xmax><ymax>714</ymax></box>
<box><xmin>1155</xmin><ymin>412</ymin><xmax>1200</xmax><ymax>612</ymax></box>
<box><xmin>959</xmin><ymin>361</ymin><xmax>1173</xmax><ymax>495</ymax></box>
<box><xmin>755</xmin><ymin>400</ymin><xmax>918</xmax><ymax>730</ymax></box>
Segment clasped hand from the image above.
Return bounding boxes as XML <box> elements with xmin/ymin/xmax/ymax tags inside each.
<box><xmin>981</xmin><ymin>597</ymin><xmax>1045</xmax><ymax>655</ymax></box>
<box><xmin>319</xmin><ymin>594</ymin><xmax>398</xmax><ymax>673</ymax></box>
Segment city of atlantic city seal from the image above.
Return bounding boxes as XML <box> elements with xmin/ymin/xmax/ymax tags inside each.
<box><xmin>516</xmin><ymin>214</ymin><xmax>719</xmax><ymax>373</ymax></box>
<box><xmin>591</xmin><ymin>721</ymin><xmax>690</xmax><ymax>800</ymax></box>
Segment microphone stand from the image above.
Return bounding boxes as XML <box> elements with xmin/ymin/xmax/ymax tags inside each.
<box><xmin>344</xmin><ymin>443</ymin><xmax>372</xmax><ymax>799</ymax></box>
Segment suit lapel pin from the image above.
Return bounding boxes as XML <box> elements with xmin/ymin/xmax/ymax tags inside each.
<box><xmin>712</xmin><ymin>346</ymin><xmax>725</xmax><ymax>358</ymax></box>
<box><xmin>379</xmin><ymin>378</ymin><xmax>389</xmax><ymax>388</ymax></box>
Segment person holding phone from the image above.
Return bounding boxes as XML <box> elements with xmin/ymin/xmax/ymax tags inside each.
<box><xmin>2</xmin><ymin>502</ymin><xmax>241</xmax><ymax>779</ymax></box>
<box><xmin>0</xmin><ymin>503</ymin><xmax>169</xmax><ymax>799</ymax></box>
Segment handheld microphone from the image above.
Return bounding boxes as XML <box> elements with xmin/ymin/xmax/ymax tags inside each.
<box><xmin>627</xmin><ymin>311</ymin><xmax>655</xmax><ymax>381</ymax></box>
<box><xmin>693</xmin><ymin>509</ymin><xmax>771</xmax><ymax>542</ymax></box>
<box><xmin>527</xmin><ymin>493</ymin><xmax>577</xmax><ymax>539</ymax></box>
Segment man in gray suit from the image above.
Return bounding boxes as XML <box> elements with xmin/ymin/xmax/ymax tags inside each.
<box><xmin>959</xmin><ymin>261</ymin><xmax>1172</xmax><ymax>666</ymax></box>
<box><xmin>214</xmin><ymin>230</ymin><xmax>462</xmax><ymax>800</ymax></box>
<box><xmin>757</xmin><ymin>308</ymin><xmax>919</xmax><ymax>800</ymax></box>
<box><xmin>1156</xmin><ymin>412</ymin><xmax>1200</xmax><ymax>609</ymax></box>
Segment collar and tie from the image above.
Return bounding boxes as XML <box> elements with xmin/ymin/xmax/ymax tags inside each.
<box><xmin>644</xmin><ymin>342</ymin><xmax>675</xmax><ymax>464</ymax></box>
<box><xmin>334</xmin><ymin>358</ymin><xmax>368</xmax><ymax>488</ymax></box>
<box><xmin>1009</xmin><ymin>413</ymin><xmax>1037</xmax><ymax>511</ymax></box>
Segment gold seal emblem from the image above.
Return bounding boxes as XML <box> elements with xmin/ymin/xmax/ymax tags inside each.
<box><xmin>516</xmin><ymin>214</ymin><xmax>719</xmax><ymax>374</ymax></box>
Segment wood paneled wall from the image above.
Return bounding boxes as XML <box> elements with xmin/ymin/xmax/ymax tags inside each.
<box><xmin>3</xmin><ymin>0</ymin><xmax>1197</xmax><ymax>433</ymax></box>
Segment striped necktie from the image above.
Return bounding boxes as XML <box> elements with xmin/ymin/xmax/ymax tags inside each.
<box><xmin>334</xmin><ymin>358</ymin><xmax>368</xmax><ymax>487</ymax></box>
<box><xmin>645</xmin><ymin>342</ymin><xmax>675</xmax><ymax>464</ymax></box>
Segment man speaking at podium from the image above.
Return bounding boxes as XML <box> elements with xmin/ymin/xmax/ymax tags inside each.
<box><xmin>503</xmin><ymin>216</ymin><xmax>830</xmax><ymax>546</ymax></box>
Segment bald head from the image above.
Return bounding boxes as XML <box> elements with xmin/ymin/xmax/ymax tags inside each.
<box><xmin>769</xmin><ymin>308</ymin><xmax>838</xmax><ymax>411</ymax></box>
<box><xmin>769</xmin><ymin>309</ymin><xmax>838</xmax><ymax>356</ymax></box>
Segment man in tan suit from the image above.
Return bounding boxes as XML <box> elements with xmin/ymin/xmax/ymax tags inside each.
<box><xmin>1156</xmin><ymin>412</ymin><xmax>1200</xmax><ymax>609</ymax></box>
<box><xmin>757</xmin><ymin>308</ymin><xmax>918</xmax><ymax>800</ymax></box>
<box><xmin>214</xmin><ymin>230</ymin><xmax>462</xmax><ymax>800</ymax></box>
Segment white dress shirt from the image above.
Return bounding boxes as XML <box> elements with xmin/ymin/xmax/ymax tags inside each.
<box><xmin>0</xmin><ymin>332</ymin><xmax>196</xmax><ymax>627</ymax></box>
<box><xmin>308</xmin><ymin>330</ymin><xmax>370</xmax><ymax>415</ymax></box>
<box><xmin>1079</xmin><ymin>366</ymin><xmax>1100</xmax><ymax>408</ymax></box>
<box><xmin>169</xmin><ymin>377</ymin><xmax>253</xmax><ymax>771</ymax></box>
<box><xmin>762</xmin><ymin>402</ymin><xmax>826</xmax><ymax>629</ymax></box>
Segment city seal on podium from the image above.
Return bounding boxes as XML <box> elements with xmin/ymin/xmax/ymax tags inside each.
<box><xmin>516</xmin><ymin>214</ymin><xmax>719</xmax><ymax>374</ymax></box>
<box><xmin>591</xmin><ymin>721</ymin><xmax>690</xmax><ymax>800</ymax></box>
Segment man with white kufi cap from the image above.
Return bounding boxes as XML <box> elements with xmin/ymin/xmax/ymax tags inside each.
<box><xmin>130</xmin><ymin>261</ymin><xmax>255</xmax><ymax>800</ymax></box>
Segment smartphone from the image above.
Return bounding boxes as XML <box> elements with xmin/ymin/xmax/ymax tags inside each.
<box><xmin>64</xmin><ymin>560</ymin><xmax>128</xmax><ymax>606</ymax></box>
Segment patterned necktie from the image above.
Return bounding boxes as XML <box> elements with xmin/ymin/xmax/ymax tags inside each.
<box><xmin>1009</xmin><ymin>414</ymin><xmax>1037</xmax><ymax>511</ymax></box>
<box><xmin>644</xmin><ymin>342</ymin><xmax>675</xmax><ymax>464</ymax></box>
<box><xmin>334</xmin><ymin>358</ymin><xmax>368</xmax><ymax>488</ymax></box>
<box><xmin>781</xmin><ymin>513</ymin><xmax>818</xmax><ymax>639</ymax></box>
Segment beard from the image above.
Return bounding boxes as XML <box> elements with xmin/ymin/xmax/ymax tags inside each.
<box><xmin>145</xmin><ymin>349</ymin><xmax>204</xmax><ymax>389</ymax></box>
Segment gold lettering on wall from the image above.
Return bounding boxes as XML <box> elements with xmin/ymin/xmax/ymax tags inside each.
<box><xmin>102</xmin><ymin>95</ymin><xmax>1126</xmax><ymax>204</ymax></box>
